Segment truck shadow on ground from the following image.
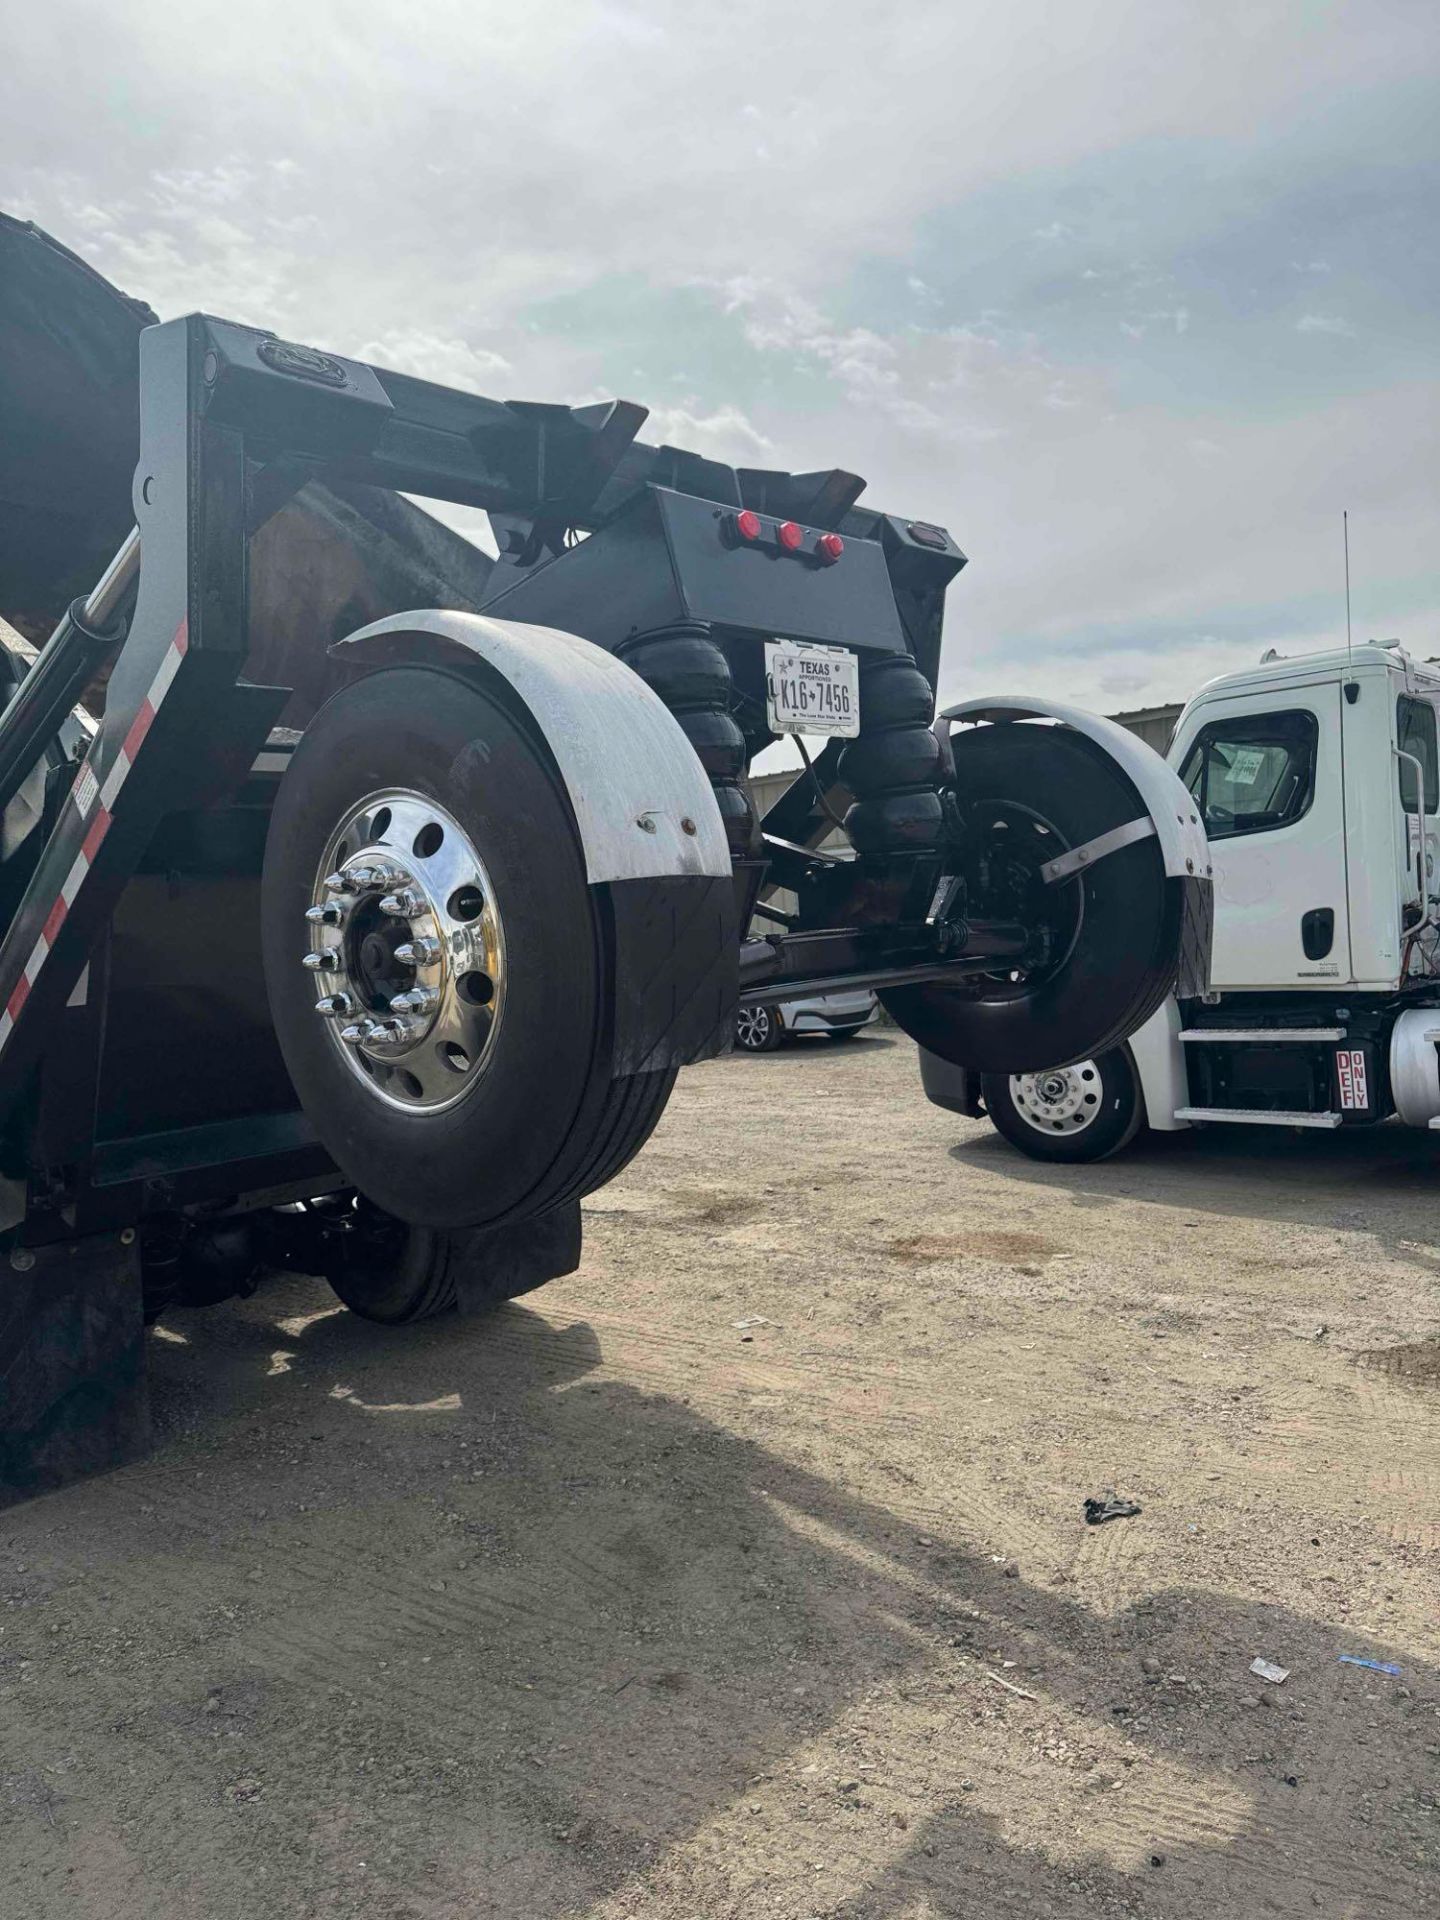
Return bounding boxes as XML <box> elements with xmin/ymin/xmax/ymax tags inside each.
<box><xmin>949</xmin><ymin>1121</ymin><xmax>1440</xmax><ymax>1279</ymax></box>
<box><xmin>11</xmin><ymin>1276</ymin><xmax>1418</xmax><ymax>1919</ymax></box>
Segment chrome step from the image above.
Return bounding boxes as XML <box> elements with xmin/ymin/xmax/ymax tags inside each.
<box><xmin>1174</xmin><ymin>1106</ymin><xmax>1343</xmax><ymax>1129</ymax></box>
<box><xmin>1178</xmin><ymin>1027</ymin><xmax>1346</xmax><ymax>1043</ymax></box>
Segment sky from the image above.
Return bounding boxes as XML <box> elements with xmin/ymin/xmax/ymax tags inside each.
<box><xmin>3</xmin><ymin>0</ymin><xmax>1436</xmax><ymax>723</ymax></box>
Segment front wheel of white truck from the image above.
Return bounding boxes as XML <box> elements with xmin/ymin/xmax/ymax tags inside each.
<box><xmin>981</xmin><ymin>1047</ymin><xmax>1143</xmax><ymax>1163</ymax></box>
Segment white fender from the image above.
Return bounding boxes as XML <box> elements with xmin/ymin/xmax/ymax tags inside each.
<box><xmin>1127</xmin><ymin>995</ymin><xmax>1190</xmax><ymax>1132</ymax></box>
<box><xmin>1389</xmin><ymin>1007</ymin><xmax>1440</xmax><ymax>1127</ymax></box>
<box><xmin>939</xmin><ymin>696</ymin><xmax>1211</xmax><ymax>883</ymax></box>
<box><xmin>332</xmin><ymin>610</ymin><xmax>731</xmax><ymax>887</ymax></box>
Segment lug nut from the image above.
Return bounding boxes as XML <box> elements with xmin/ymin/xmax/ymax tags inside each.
<box><xmin>395</xmin><ymin>936</ymin><xmax>441</xmax><ymax>966</ymax></box>
<box><xmin>340</xmin><ymin>1021</ymin><xmax>375</xmax><ymax>1045</ymax></box>
<box><xmin>315</xmin><ymin>993</ymin><xmax>353</xmax><ymax>1017</ymax></box>
<box><xmin>306</xmin><ymin>901</ymin><xmax>347</xmax><ymax>926</ymax></box>
<box><xmin>303</xmin><ymin>950</ymin><xmax>341</xmax><ymax>971</ymax></box>
<box><xmin>323</xmin><ymin>870</ymin><xmax>357</xmax><ymax>894</ymax></box>
<box><xmin>390</xmin><ymin>987</ymin><xmax>438</xmax><ymax>1015</ymax></box>
<box><xmin>379</xmin><ymin>890</ymin><xmax>422</xmax><ymax>919</ymax></box>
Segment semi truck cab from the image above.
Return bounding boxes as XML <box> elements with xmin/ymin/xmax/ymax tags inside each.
<box><xmin>1177</xmin><ymin>642</ymin><xmax>1439</xmax><ymax>995</ymax></box>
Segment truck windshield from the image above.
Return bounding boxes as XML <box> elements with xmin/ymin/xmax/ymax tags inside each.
<box><xmin>1179</xmin><ymin>709</ymin><xmax>1318</xmax><ymax>839</ymax></box>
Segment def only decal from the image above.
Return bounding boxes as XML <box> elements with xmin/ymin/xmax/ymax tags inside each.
<box><xmin>1335</xmin><ymin>1047</ymin><xmax>1368</xmax><ymax>1111</ymax></box>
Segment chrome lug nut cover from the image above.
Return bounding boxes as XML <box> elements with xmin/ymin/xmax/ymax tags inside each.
<box><xmin>304</xmin><ymin>788</ymin><xmax>505</xmax><ymax>1113</ymax></box>
<box><xmin>390</xmin><ymin>987</ymin><xmax>439</xmax><ymax>1015</ymax></box>
<box><xmin>1009</xmin><ymin>1060</ymin><xmax>1101</xmax><ymax>1135</ymax></box>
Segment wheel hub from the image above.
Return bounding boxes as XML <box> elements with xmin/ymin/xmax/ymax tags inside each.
<box><xmin>1009</xmin><ymin>1060</ymin><xmax>1100</xmax><ymax>1134</ymax></box>
<box><xmin>302</xmin><ymin>789</ymin><xmax>505</xmax><ymax>1112</ymax></box>
<box><xmin>736</xmin><ymin>1005</ymin><xmax>770</xmax><ymax>1048</ymax></box>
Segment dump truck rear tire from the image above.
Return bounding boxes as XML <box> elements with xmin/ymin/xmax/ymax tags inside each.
<box><xmin>883</xmin><ymin>724</ymin><xmax>1179</xmax><ymax>1073</ymax></box>
<box><xmin>262</xmin><ymin>666</ymin><xmax>675</xmax><ymax>1229</ymax></box>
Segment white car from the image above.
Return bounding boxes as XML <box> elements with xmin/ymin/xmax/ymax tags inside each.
<box><xmin>735</xmin><ymin>988</ymin><xmax>878</xmax><ymax>1053</ymax></box>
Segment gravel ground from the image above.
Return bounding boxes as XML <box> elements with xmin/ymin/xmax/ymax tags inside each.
<box><xmin>3</xmin><ymin>1030</ymin><xmax>1438</xmax><ymax>1919</ymax></box>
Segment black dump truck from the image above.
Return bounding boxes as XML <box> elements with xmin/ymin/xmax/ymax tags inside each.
<box><xmin>0</xmin><ymin>215</ymin><xmax>1211</xmax><ymax>1502</ymax></box>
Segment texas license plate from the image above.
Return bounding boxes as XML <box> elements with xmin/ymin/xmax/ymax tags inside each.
<box><xmin>764</xmin><ymin>640</ymin><xmax>860</xmax><ymax>737</ymax></box>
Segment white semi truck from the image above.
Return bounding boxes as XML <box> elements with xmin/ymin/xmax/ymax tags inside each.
<box><xmin>922</xmin><ymin>639</ymin><xmax>1440</xmax><ymax>1160</ymax></box>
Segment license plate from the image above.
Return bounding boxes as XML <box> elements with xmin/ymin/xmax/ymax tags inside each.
<box><xmin>764</xmin><ymin>640</ymin><xmax>860</xmax><ymax>737</ymax></box>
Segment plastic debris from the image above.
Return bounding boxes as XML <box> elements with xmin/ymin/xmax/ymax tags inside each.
<box><xmin>1338</xmin><ymin>1655</ymin><xmax>1402</xmax><ymax>1676</ymax></box>
<box><xmin>1250</xmin><ymin>1657</ymin><xmax>1290</xmax><ymax>1685</ymax></box>
<box><xmin>1083</xmin><ymin>1491</ymin><xmax>1142</xmax><ymax>1525</ymax></box>
<box><xmin>731</xmin><ymin>1316</ymin><xmax>769</xmax><ymax>1330</ymax></box>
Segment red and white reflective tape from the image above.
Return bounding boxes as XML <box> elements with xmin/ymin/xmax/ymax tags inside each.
<box><xmin>0</xmin><ymin>618</ymin><xmax>188</xmax><ymax>1051</ymax></box>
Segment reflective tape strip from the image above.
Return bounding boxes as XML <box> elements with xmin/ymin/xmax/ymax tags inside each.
<box><xmin>40</xmin><ymin>895</ymin><xmax>67</xmax><ymax>948</ymax></box>
<box><xmin>80</xmin><ymin>805</ymin><xmax>111</xmax><ymax>864</ymax></box>
<box><xmin>97</xmin><ymin>748</ymin><xmax>132</xmax><ymax>812</ymax></box>
<box><xmin>0</xmin><ymin>618</ymin><xmax>187</xmax><ymax>1055</ymax></box>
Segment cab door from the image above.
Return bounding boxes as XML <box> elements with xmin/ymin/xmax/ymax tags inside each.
<box><xmin>1175</xmin><ymin>686</ymin><xmax>1350</xmax><ymax>989</ymax></box>
<box><xmin>1384</xmin><ymin>690</ymin><xmax>1440</xmax><ymax>980</ymax></box>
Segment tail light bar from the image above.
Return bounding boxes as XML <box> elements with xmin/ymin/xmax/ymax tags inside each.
<box><xmin>723</xmin><ymin>511</ymin><xmax>843</xmax><ymax>565</ymax></box>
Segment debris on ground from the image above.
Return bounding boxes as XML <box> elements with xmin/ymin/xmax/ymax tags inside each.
<box><xmin>1082</xmin><ymin>1490</ymin><xmax>1142</xmax><ymax>1525</ymax></box>
<box><xmin>980</xmin><ymin>1666</ymin><xmax>1036</xmax><ymax>1702</ymax></box>
<box><xmin>1338</xmin><ymin>1655</ymin><xmax>1402</xmax><ymax>1676</ymax></box>
<box><xmin>1250</xmin><ymin>1658</ymin><xmax>1290</xmax><ymax>1685</ymax></box>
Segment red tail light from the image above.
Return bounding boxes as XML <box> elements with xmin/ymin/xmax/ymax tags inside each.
<box><xmin>816</xmin><ymin>532</ymin><xmax>844</xmax><ymax>564</ymax></box>
<box><xmin>776</xmin><ymin>519</ymin><xmax>804</xmax><ymax>552</ymax></box>
<box><xmin>732</xmin><ymin>508</ymin><xmax>762</xmax><ymax>543</ymax></box>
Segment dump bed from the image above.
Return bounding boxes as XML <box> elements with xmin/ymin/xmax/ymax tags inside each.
<box><xmin>0</xmin><ymin>215</ymin><xmax>497</xmax><ymax>722</ymax></box>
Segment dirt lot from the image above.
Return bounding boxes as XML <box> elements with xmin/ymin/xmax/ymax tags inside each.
<box><xmin>3</xmin><ymin>1031</ymin><xmax>1438</xmax><ymax>1919</ymax></box>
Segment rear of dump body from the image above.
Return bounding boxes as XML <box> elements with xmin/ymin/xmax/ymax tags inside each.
<box><xmin>0</xmin><ymin>216</ymin><xmax>1209</xmax><ymax>1502</ymax></box>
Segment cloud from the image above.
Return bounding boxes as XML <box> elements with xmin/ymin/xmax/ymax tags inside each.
<box><xmin>353</xmin><ymin>330</ymin><xmax>513</xmax><ymax>387</ymax></box>
<box><xmin>1296</xmin><ymin>313</ymin><xmax>1356</xmax><ymax>337</ymax></box>
<box><xmin>643</xmin><ymin>400</ymin><xmax>772</xmax><ymax>459</ymax></box>
<box><xmin>0</xmin><ymin>0</ymin><xmax>1434</xmax><ymax>722</ymax></box>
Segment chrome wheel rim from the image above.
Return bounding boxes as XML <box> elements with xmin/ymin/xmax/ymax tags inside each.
<box><xmin>736</xmin><ymin>1006</ymin><xmax>771</xmax><ymax>1049</ymax></box>
<box><xmin>303</xmin><ymin>789</ymin><xmax>505</xmax><ymax>1113</ymax></box>
<box><xmin>1009</xmin><ymin>1061</ymin><xmax>1100</xmax><ymax>1134</ymax></box>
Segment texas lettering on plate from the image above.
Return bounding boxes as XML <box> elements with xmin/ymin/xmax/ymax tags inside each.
<box><xmin>764</xmin><ymin>640</ymin><xmax>860</xmax><ymax>738</ymax></box>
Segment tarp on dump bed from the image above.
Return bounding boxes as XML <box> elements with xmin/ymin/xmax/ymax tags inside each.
<box><xmin>0</xmin><ymin>214</ymin><xmax>496</xmax><ymax>719</ymax></box>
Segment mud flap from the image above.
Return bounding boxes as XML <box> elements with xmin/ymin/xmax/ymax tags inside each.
<box><xmin>0</xmin><ymin>1231</ymin><xmax>150</xmax><ymax>1509</ymax></box>
<box><xmin>602</xmin><ymin>874</ymin><xmax>738</xmax><ymax>1074</ymax></box>
<box><xmin>1176</xmin><ymin>873</ymin><xmax>1214</xmax><ymax>1002</ymax></box>
<box><xmin>449</xmin><ymin>1202</ymin><xmax>584</xmax><ymax>1315</ymax></box>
